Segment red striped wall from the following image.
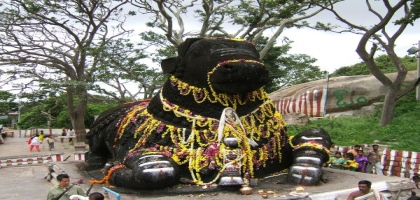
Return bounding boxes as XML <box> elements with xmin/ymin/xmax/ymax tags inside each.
<box><xmin>333</xmin><ymin>146</ymin><xmax>419</xmax><ymax>178</ymax></box>
<box><xmin>272</xmin><ymin>88</ymin><xmax>327</xmax><ymax>117</ymax></box>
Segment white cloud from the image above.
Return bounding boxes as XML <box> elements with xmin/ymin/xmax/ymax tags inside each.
<box><xmin>281</xmin><ymin>0</ymin><xmax>420</xmax><ymax>73</ymax></box>
<box><xmin>283</xmin><ymin>27</ymin><xmax>419</xmax><ymax>73</ymax></box>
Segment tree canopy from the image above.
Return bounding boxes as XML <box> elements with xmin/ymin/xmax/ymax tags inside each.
<box><xmin>0</xmin><ymin>0</ymin><xmax>134</xmax><ymax>142</ymax></box>
<box><xmin>0</xmin><ymin>0</ymin><xmax>338</xmax><ymax>135</ymax></box>
<box><xmin>0</xmin><ymin>91</ymin><xmax>18</xmax><ymax>114</ymax></box>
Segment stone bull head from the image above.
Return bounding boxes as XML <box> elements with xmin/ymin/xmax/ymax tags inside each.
<box><xmin>85</xmin><ymin>38</ymin><xmax>331</xmax><ymax>190</ymax></box>
<box><xmin>162</xmin><ymin>38</ymin><xmax>269</xmax><ymax>94</ymax></box>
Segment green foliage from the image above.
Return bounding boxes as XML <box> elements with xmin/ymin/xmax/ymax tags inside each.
<box><xmin>396</xmin><ymin>0</ymin><xmax>420</xmax><ymax>25</ymax></box>
<box><xmin>0</xmin><ymin>0</ymin><xmax>132</xmax><ymax>138</ymax></box>
<box><xmin>93</xmin><ymin>38</ymin><xmax>166</xmax><ymax>101</ymax></box>
<box><xmin>17</xmin><ymin>94</ymin><xmax>117</xmax><ymax>129</ymax></box>
<box><xmin>84</xmin><ymin>103</ymin><xmax>118</xmax><ymax>128</ymax></box>
<box><xmin>330</xmin><ymin>55</ymin><xmax>418</xmax><ymax>77</ymax></box>
<box><xmin>288</xmin><ymin>90</ymin><xmax>420</xmax><ymax>152</ymax></box>
<box><xmin>254</xmin><ymin>37</ymin><xmax>327</xmax><ymax>93</ymax></box>
<box><xmin>0</xmin><ymin>118</ymin><xmax>11</xmax><ymax>126</ymax></box>
<box><xmin>0</xmin><ymin>91</ymin><xmax>18</xmax><ymax>113</ymax></box>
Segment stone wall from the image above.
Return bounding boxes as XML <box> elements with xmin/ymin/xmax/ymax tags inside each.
<box><xmin>333</xmin><ymin>146</ymin><xmax>419</xmax><ymax>179</ymax></box>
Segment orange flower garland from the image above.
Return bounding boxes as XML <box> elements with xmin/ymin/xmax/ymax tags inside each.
<box><xmin>89</xmin><ymin>164</ymin><xmax>124</xmax><ymax>185</ymax></box>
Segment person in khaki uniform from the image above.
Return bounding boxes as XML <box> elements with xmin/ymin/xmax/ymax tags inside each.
<box><xmin>366</xmin><ymin>144</ymin><xmax>383</xmax><ymax>175</ymax></box>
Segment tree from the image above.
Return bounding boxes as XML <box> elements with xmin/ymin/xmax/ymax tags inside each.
<box><xmin>315</xmin><ymin>0</ymin><xmax>420</xmax><ymax>126</ymax></box>
<box><xmin>18</xmin><ymin>94</ymin><xmax>117</xmax><ymax>129</ymax></box>
<box><xmin>93</xmin><ymin>38</ymin><xmax>166</xmax><ymax>102</ymax></box>
<box><xmin>132</xmin><ymin>0</ymin><xmax>337</xmax><ymax>59</ymax></box>
<box><xmin>0</xmin><ymin>0</ymin><xmax>134</xmax><ymax>142</ymax></box>
<box><xmin>253</xmin><ymin>37</ymin><xmax>327</xmax><ymax>93</ymax></box>
<box><xmin>0</xmin><ymin>91</ymin><xmax>18</xmax><ymax>114</ymax></box>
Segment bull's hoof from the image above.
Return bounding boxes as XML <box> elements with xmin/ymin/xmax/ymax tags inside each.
<box><xmin>287</xmin><ymin>164</ymin><xmax>323</xmax><ymax>186</ymax></box>
<box><xmin>84</xmin><ymin>152</ymin><xmax>108</xmax><ymax>171</ymax></box>
<box><xmin>110</xmin><ymin>154</ymin><xmax>181</xmax><ymax>189</ymax></box>
<box><xmin>218</xmin><ymin>176</ymin><xmax>245</xmax><ymax>186</ymax></box>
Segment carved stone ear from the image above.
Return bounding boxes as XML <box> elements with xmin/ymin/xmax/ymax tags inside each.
<box><xmin>161</xmin><ymin>57</ymin><xmax>178</xmax><ymax>74</ymax></box>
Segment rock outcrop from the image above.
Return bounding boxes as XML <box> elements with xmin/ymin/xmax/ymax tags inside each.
<box><xmin>270</xmin><ymin>71</ymin><xmax>418</xmax><ymax>120</ymax></box>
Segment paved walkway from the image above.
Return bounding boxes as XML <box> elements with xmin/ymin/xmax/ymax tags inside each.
<box><xmin>0</xmin><ymin>133</ymin><xmax>77</xmax><ymax>161</ymax></box>
<box><xmin>0</xmin><ymin>131</ymin><xmax>416</xmax><ymax>200</ymax></box>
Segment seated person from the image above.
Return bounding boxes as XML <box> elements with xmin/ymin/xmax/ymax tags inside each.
<box><xmin>348</xmin><ymin>180</ymin><xmax>388</xmax><ymax>200</ymax></box>
<box><xmin>356</xmin><ymin>150</ymin><xmax>368</xmax><ymax>173</ymax></box>
<box><xmin>328</xmin><ymin>152</ymin><xmax>347</xmax><ymax>169</ymax></box>
<box><xmin>343</xmin><ymin>152</ymin><xmax>359</xmax><ymax>172</ymax></box>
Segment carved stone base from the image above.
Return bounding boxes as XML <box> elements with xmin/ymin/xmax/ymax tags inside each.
<box><xmin>74</xmin><ymin>142</ymin><xmax>87</xmax><ymax>151</ymax></box>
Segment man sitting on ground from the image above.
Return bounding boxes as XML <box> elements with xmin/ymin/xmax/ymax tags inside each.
<box><xmin>347</xmin><ymin>180</ymin><xmax>388</xmax><ymax>200</ymax></box>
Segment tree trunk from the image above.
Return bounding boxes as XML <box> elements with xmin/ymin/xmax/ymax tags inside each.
<box><xmin>67</xmin><ymin>85</ymin><xmax>88</xmax><ymax>144</ymax></box>
<box><xmin>74</xmin><ymin>115</ymin><xmax>87</xmax><ymax>143</ymax></box>
<box><xmin>380</xmin><ymin>87</ymin><xmax>398</xmax><ymax>126</ymax></box>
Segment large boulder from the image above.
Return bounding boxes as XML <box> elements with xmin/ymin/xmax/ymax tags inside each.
<box><xmin>270</xmin><ymin>71</ymin><xmax>418</xmax><ymax>119</ymax></box>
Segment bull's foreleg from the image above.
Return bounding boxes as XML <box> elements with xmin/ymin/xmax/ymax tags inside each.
<box><xmin>287</xmin><ymin>148</ymin><xmax>328</xmax><ymax>186</ymax></box>
<box><xmin>108</xmin><ymin>154</ymin><xmax>181</xmax><ymax>189</ymax></box>
<box><xmin>287</xmin><ymin>131</ymin><xmax>331</xmax><ymax>186</ymax></box>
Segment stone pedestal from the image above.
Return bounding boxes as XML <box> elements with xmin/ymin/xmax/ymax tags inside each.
<box><xmin>386</xmin><ymin>180</ymin><xmax>416</xmax><ymax>200</ymax></box>
<box><xmin>74</xmin><ymin>142</ymin><xmax>87</xmax><ymax>151</ymax></box>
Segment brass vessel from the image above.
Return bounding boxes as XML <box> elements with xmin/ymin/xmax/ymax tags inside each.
<box><xmin>239</xmin><ymin>184</ymin><xmax>253</xmax><ymax>195</ymax></box>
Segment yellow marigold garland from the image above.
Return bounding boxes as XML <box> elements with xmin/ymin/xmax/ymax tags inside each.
<box><xmin>93</xmin><ymin>86</ymin><xmax>287</xmax><ymax>186</ymax></box>
<box><xmin>170</xmin><ymin>75</ymin><xmax>268</xmax><ymax>110</ymax></box>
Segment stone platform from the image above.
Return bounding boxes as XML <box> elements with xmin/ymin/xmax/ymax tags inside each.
<box><xmin>50</xmin><ymin>161</ymin><xmax>412</xmax><ymax>200</ymax></box>
<box><xmin>0</xmin><ymin>134</ymin><xmax>416</xmax><ymax>199</ymax></box>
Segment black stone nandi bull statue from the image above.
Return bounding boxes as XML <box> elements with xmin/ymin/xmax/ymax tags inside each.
<box><xmin>85</xmin><ymin>38</ymin><xmax>332</xmax><ymax>190</ymax></box>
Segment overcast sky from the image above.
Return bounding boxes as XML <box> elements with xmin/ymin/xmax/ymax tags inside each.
<box><xmin>282</xmin><ymin>0</ymin><xmax>419</xmax><ymax>73</ymax></box>
<box><xmin>4</xmin><ymin>1</ymin><xmax>419</xmax><ymax>95</ymax></box>
<box><xmin>125</xmin><ymin>0</ymin><xmax>419</xmax><ymax>73</ymax></box>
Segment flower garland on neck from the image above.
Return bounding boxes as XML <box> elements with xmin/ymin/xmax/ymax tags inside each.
<box><xmin>169</xmin><ymin>59</ymin><xmax>267</xmax><ymax>110</ymax></box>
<box><xmin>288</xmin><ymin>135</ymin><xmax>331</xmax><ymax>159</ymax></box>
<box><xmin>88</xmin><ymin>93</ymin><xmax>287</xmax><ymax>186</ymax></box>
<box><xmin>89</xmin><ymin>58</ymin><xmax>287</xmax><ymax>186</ymax></box>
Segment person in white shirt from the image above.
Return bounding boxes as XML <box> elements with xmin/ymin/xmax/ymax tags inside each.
<box><xmin>68</xmin><ymin>128</ymin><xmax>75</xmax><ymax>143</ymax></box>
<box><xmin>29</xmin><ymin>134</ymin><xmax>41</xmax><ymax>152</ymax></box>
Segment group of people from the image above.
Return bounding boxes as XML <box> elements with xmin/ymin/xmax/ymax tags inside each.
<box><xmin>47</xmin><ymin>174</ymin><xmax>109</xmax><ymax>200</ymax></box>
<box><xmin>28</xmin><ymin>130</ymin><xmax>57</xmax><ymax>151</ymax></box>
<box><xmin>27</xmin><ymin>127</ymin><xmax>76</xmax><ymax>151</ymax></box>
<box><xmin>328</xmin><ymin>144</ymin><xmax>383</xmax><ymax>175</ymax></box>
<box><xmin>61</xmin><ymin>127</ymin><xmax>75</xmax><ymax>144</ymax></box>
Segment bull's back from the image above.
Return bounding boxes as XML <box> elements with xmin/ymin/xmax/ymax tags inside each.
<box><xmin>87</xmin><ymin>101</ymin><xmax>149</xmax><ymax>153</ymax></box>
